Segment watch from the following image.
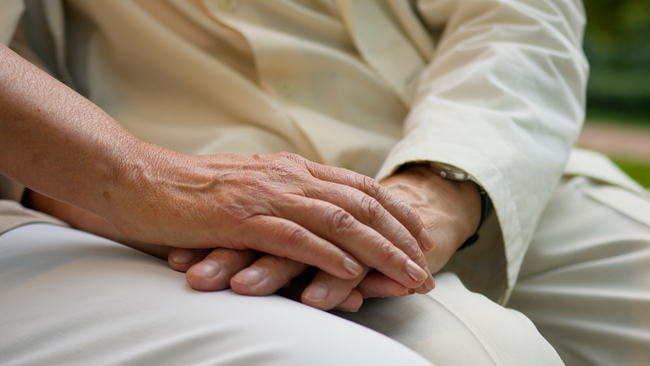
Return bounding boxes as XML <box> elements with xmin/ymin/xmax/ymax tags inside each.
<box><xmin>397</xmin><ymin>161</ymin><xmax>493</xmax><ymax>250</ymax></box>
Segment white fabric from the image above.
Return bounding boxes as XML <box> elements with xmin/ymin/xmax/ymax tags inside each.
<box><xmin>508</xmin><ymin>175</ymin><xmax>650</xmax><ymax>365</ymax></box>
<box><xmin>0</xmin><ymin>0</ymin><xmax>590</xmax><ymax>302</ymax></box>
<box><xmin>5</xmin><ymin>1</ymin><xmax>649</xmax><ymax>364</ymax></box>
<box><xmin>3</xmin><ymin>167</ymin><xmax>650</xmax><ymax>365</ymax></box>
<box><xmin>0</xmin><ymin>224</ymin><xmax>562</xmax><ymax>366</ymax></box>
<box><xmin>337</xmin><ymin>274</ymin><xmax>562</xmax><ymax>365</ymax></box>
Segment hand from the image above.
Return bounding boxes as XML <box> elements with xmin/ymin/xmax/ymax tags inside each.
<box><xmin>381</xmin><ymin>164</ymin><xmax>482</xmax><ymax>273</ymax></box>
<box><xmin>168</xmin><ymin>248</ymin><xmax>417</xmax><ymax>312</ymax></box>
<box><xmin>26</xmin><ymin>151</ymin><xmax>435</xmax><ymax>306</ymax></box>
<box><xmin>28</xmin><ymin>186</ymin><xmax>422</xmax><ymax>312</ymax></box>
<box><xmin>2</xmin><ymin>46</ymin><xmax>431</xmax><ymax>298</ymax></box>
<box><xmin>106</xmin><ymin>150</ymin><xmax>434</xmax><ymax>289</ymax></box>
<box><xmin>167</xmin><ymin>163</ymin><xmax>479</xmax><ymax>311</ymax></box>
<box><xmin>292</xmin><ymin>163</ymin><xmax>481</xmax><ymax>309</ymax></box>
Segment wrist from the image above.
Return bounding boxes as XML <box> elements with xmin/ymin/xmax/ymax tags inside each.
<box><xmin>388</xmin><ymin>163</ymin><xmax>482</xmax><ymax>250</ymax></box>
<box><xmin>96</xmin><ymin>139</ymin><xmax>162</xmax><ymax>227</ymax></box>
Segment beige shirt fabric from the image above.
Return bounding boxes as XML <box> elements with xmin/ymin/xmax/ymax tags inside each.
<box><xmin>0</xmin><ymin>200</ymin><xmax>66</xmax><ymax>235</ymax></box>
<box><xmin>0</xmin><ymin>0</ymin><xmax>593</xmax><ymax>303</ymax></box>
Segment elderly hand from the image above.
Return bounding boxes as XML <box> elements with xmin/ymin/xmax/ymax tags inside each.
<box><xmin>107</xmin><ymin>150</ymin><xmax>434</xmax><ymax>289</ymax></box>
<box><xmin>380</xmin><ymin>164</ymin><xmax>482</xmax><ymax>274</ymax></box>
<box><xmin>25</xmin><ymin>150</ymin><xmax>436</xmax><ymax>307</ymax></box>
<box><xmin>168</xmin><ymin>163</ymin><xmax>480</xmax><ymax>311</ymax></box>
<box><xmin>1</xmin><ymin>44</ymin><xmax>431</xmax><ymax>297</ymax></box>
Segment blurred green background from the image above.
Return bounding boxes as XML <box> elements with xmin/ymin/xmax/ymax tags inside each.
<box><xmin>582</xmin><ymin>0</ymin><xmax>650</xmax><ymax>187</ymax></box>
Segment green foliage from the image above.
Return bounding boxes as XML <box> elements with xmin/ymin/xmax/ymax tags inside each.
<box><xmin>612</xmin><ymin>158</ymin><xmax>650</xmax><ymax>188</ymax></box>
<box><xmin>583</xmin><ymin>0</ymin><xmax>650</xmax><ymax>119</ymax></box>
<box><xmin>584</xmin><ymin>0</ymin><xmax>650</xmax><ymax>44</ymax></box>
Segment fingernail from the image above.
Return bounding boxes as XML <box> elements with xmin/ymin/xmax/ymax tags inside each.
<box><xmin>304</xmin><ymin>282</ymin><xmax>329</xmax><ymax>302</ymax></box>
<box><xmin>343</xmin><ymin>257</ymin><xmax>363</xmax><ymax>276</ymax></box>
<box><xmin>408</xmin><ymin>289</ymin><xmax>416</xmax><ymax>295</ymax></box>
<box><xmin>424</xmin><ymin>274</ymin><xmax>435</xmax><ymax>291</ymax></box>
<box><xmin>232</xmin><ymin>267</ymin><xmax>264</xmax><ymax>286</ymax></box>
<box><xmin>188</xmin><ymin>259</ymin><xmax>221</xmax><ymax>278</ymax></box>
<box><xmin>169</xmin><ymin>249</ymin><xmax>197</xmax><ymax>264</ymax></box>
<box><xmin>419</xmin><ymin>228</ymin><xmax>435</xmax><ymax>251</ymax></box>
<box><xmin>406</xmin><ymin>259</ymin><xmax>427</xmax><ymax>282</ymax></box>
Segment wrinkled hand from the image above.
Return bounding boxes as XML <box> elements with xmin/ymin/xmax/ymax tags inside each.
<box><xmin>168</xmin><ymin>248</ymin><xmax>418</xmax><ymax>311</ymax></box>
<box><xmin>380</xmin><ymin>164</ymin><xmax>481</xmax><ymax>274</ymax></box>
<box><xmin>109</xmin><ymin>150</ymin><xmax>434</xmax><ymax>289</ymax></box>
<box><xmin>168</xmin><ymin>163</ymin><xmax>480</xmax><ymax>311</ymax></box>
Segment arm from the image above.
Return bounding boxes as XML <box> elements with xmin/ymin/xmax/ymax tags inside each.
<box><xmin>0</xmin><ymin>43</ymin><xmax>433</xmax><ymax>290</ymax></box>
<box><xmin>165</xmin><ymin>163</ymin><xmax>477</xmax><ymax>312</ymax></box>
<box><xmin>186</xmin><ymin>0</ymin><xmax>588</xmax><ymax>309</ymax></box>
<box><xmin>376</xmin><ymin>0</ymin><xmax>589</xmax><ymax>302</ymax></box>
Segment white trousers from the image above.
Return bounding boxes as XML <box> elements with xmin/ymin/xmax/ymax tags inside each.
<box><xmin>1</xmin><ymin>174</ymin><xmax>649</xmax><ymax>365</ymax></box>
<box><xmin>508</xmin><ymin>175</ymin><xmax>650</xmax><ymax>366</ymax></box>
<box><xmin>0</xmin><ymin>224</ymin><xmax>560</xmax><ymax>365</ymax></box>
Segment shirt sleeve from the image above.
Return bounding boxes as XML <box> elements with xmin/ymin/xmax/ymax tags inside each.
<box><xmin>376</xmin><ymin>0</ymin><xmax>589</xmax><ymax>303</ymax></box>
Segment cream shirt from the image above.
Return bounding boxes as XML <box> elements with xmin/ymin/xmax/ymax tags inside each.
<box><xmin>1</xmin><ymin>0</ymin><xmax>593</xmax><ymax>303</ymax></box>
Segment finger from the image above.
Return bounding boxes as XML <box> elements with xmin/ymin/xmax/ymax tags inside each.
<box><xmin>304</xmin><ymin>161</ymin><xmax>435</xmax><ymax>253</ymax></box>
<box><xmin>230</xmin><ymin>255</ymin><xmax>309</xmax><ymax>296</ymax></box>
<box><xmin>304</xmin><ymin>182</ymin><xmax>428</xmax><ymax>263</ymax></box>
<box><xmin>356</xmin><ymin>271</ymin><xmax>417</xmax><ymax>299</ymax></box>
<box><xmin>271</xmin><ymin>196</ymin><xmax>430</xmax><ymax>289</ymax></box>
<box><xmin>301</xmin><ymin>266</ymin><xmax>370</xmax><ymax>311</ymax></box>
<box><xmin>302</xmin><ymin>182</ymin><xmax>435</xmax><ymax>293</ymax></box>
<box><xmin>238</xmin><ymin>215</ymin><xmax>366</xmax><ymax>281</ymax></box>
<box><xmin>334</xmin><ymin>289</ymin><xmax>364</xmax><ymax>312</ymax></box>
<box><xmin>185</xmin><ymin>248</ymin><xmax>258</xmax><ymax>291</ymax></box>
<box><xmin>168</xmin><ymin>248</ymin><xmax>211</xmax><ymax>272</ymax></box>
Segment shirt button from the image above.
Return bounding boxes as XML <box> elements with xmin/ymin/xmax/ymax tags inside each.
<box><xmin>275</xmin><ymin>79</ymin><xmax>295</xmax><ymax>98</ymax></box>
<box><xmin>217</xmin><ymin>0</ymin><xmax>238</xmax><ymax>12</ymax></box>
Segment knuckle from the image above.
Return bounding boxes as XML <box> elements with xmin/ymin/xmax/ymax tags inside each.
<box><xmin>274</xmin><ymin>151</ymin><xmax>294</xmax><ymax>159</ymax></box>
<box><xmin>358</xmin><ymin>194</ymin><xmax>384</xmax><ymax>224</ymax></box>
<box><xmin>401</xmin><ymin>202</ymin><xmax>422</xmax><ymax>227</ymax></box>
<box><xmin>265</xmin><ymin>158</ymin><xmax>307</xmax><ymax>182</ymax></box>
<box><xmin>224</xmin><ymin>203</ymin><xmax>257</xmax><ymax>222</ymax></box>
<box><xmin>225</xmin><ymin>248</ymin><xmax>254</xmax><ymax>262</ymax></box>
<box><xmin>385</xmin><ymin>193</ymin><xmax>423</xmax><ymax>230</ymax></box>
<box><xmin>275</xmin><ymin>151</ymin><xmax>303</xmax><ymax>164</ymax></box>
<box><xmin>375</xmin><ymin>240</ymin><xmax>398</xmax><ymax>264</ymax></box>
<box><xmin>329</xmin><ymin>208</ymin><xmax>356</xmax><ymax>236</ymax></box>
<box><xmin>280</xmin><ymin>225</ymin><xmax>308</xmax><ymax>249</ymax></box>
<box><xmin>261</xmin><ymin>254</ymin><xmax>290</xmax><ymax>269</ymax></box>
<box><xmin>266</xmin><ymin>160</ymin><xmax>294</xmax><ymax>175</ymax></box>
<box><xmin>359</xmin><ymin>175</ymin><xmax>380</xmax><ymax>197</ymax></box>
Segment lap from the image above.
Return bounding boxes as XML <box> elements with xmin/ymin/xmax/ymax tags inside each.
<box><xmin>509</xmin><ymin>175</ymin><xmax>650</xmax><ymax>366</ymax></box>
<box><xmin>336</xmin><ymin>273</ymin><xmax>563</xmax><ymax>365</ymax></box>
<box><xmin>0</xmin><ymin>224</ymin><xmax>563</xmax><ymax>366</ymax></box>
<box><xmin>0</xmin><ymin>224</ymin><xmax>432</xmax><ymax>366</ymax></box>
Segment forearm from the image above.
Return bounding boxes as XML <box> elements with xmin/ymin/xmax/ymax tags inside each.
<box><xmin>0</xmin><ymin>43</ymin><xmax>438</xmax><ymax>293</ymax></box>
<box><xmin>381</xmin><ymin>0</ymin><xmax>588</xmax><ymax>184</ymax></box>
<box><xmin>24</xmin><ymin>189</ymin><xmax>172</xmax><ymax>260</ymax></box>
<box><xmin>0</xmin><ymin>43</ymin><xmax>145</xmax><ymax>220</ymax></box>
<box><xmin>375</xmin><ymin>0</ymin><xmax>589</xmax><ymax>301</ymax></box>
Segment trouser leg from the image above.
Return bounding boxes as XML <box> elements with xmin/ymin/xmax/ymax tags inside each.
<box><xmin>337</xmin><ymin>272</ymin><xmax>564</xmax><ymax>365</ymax></box>
<box><xmin>0</xmin><ymin>223</ymin><xmax>565</xmax><ymax>366</ymax></box>
<box><xmin>508</xmin><ymin>176</ymin><xmax>650</xmax><ymax>365</ymax></box>
<box><xmin>0</xmin><ymin>224</ymin><xmax>433</xmax><ymax>366</ymax></box>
